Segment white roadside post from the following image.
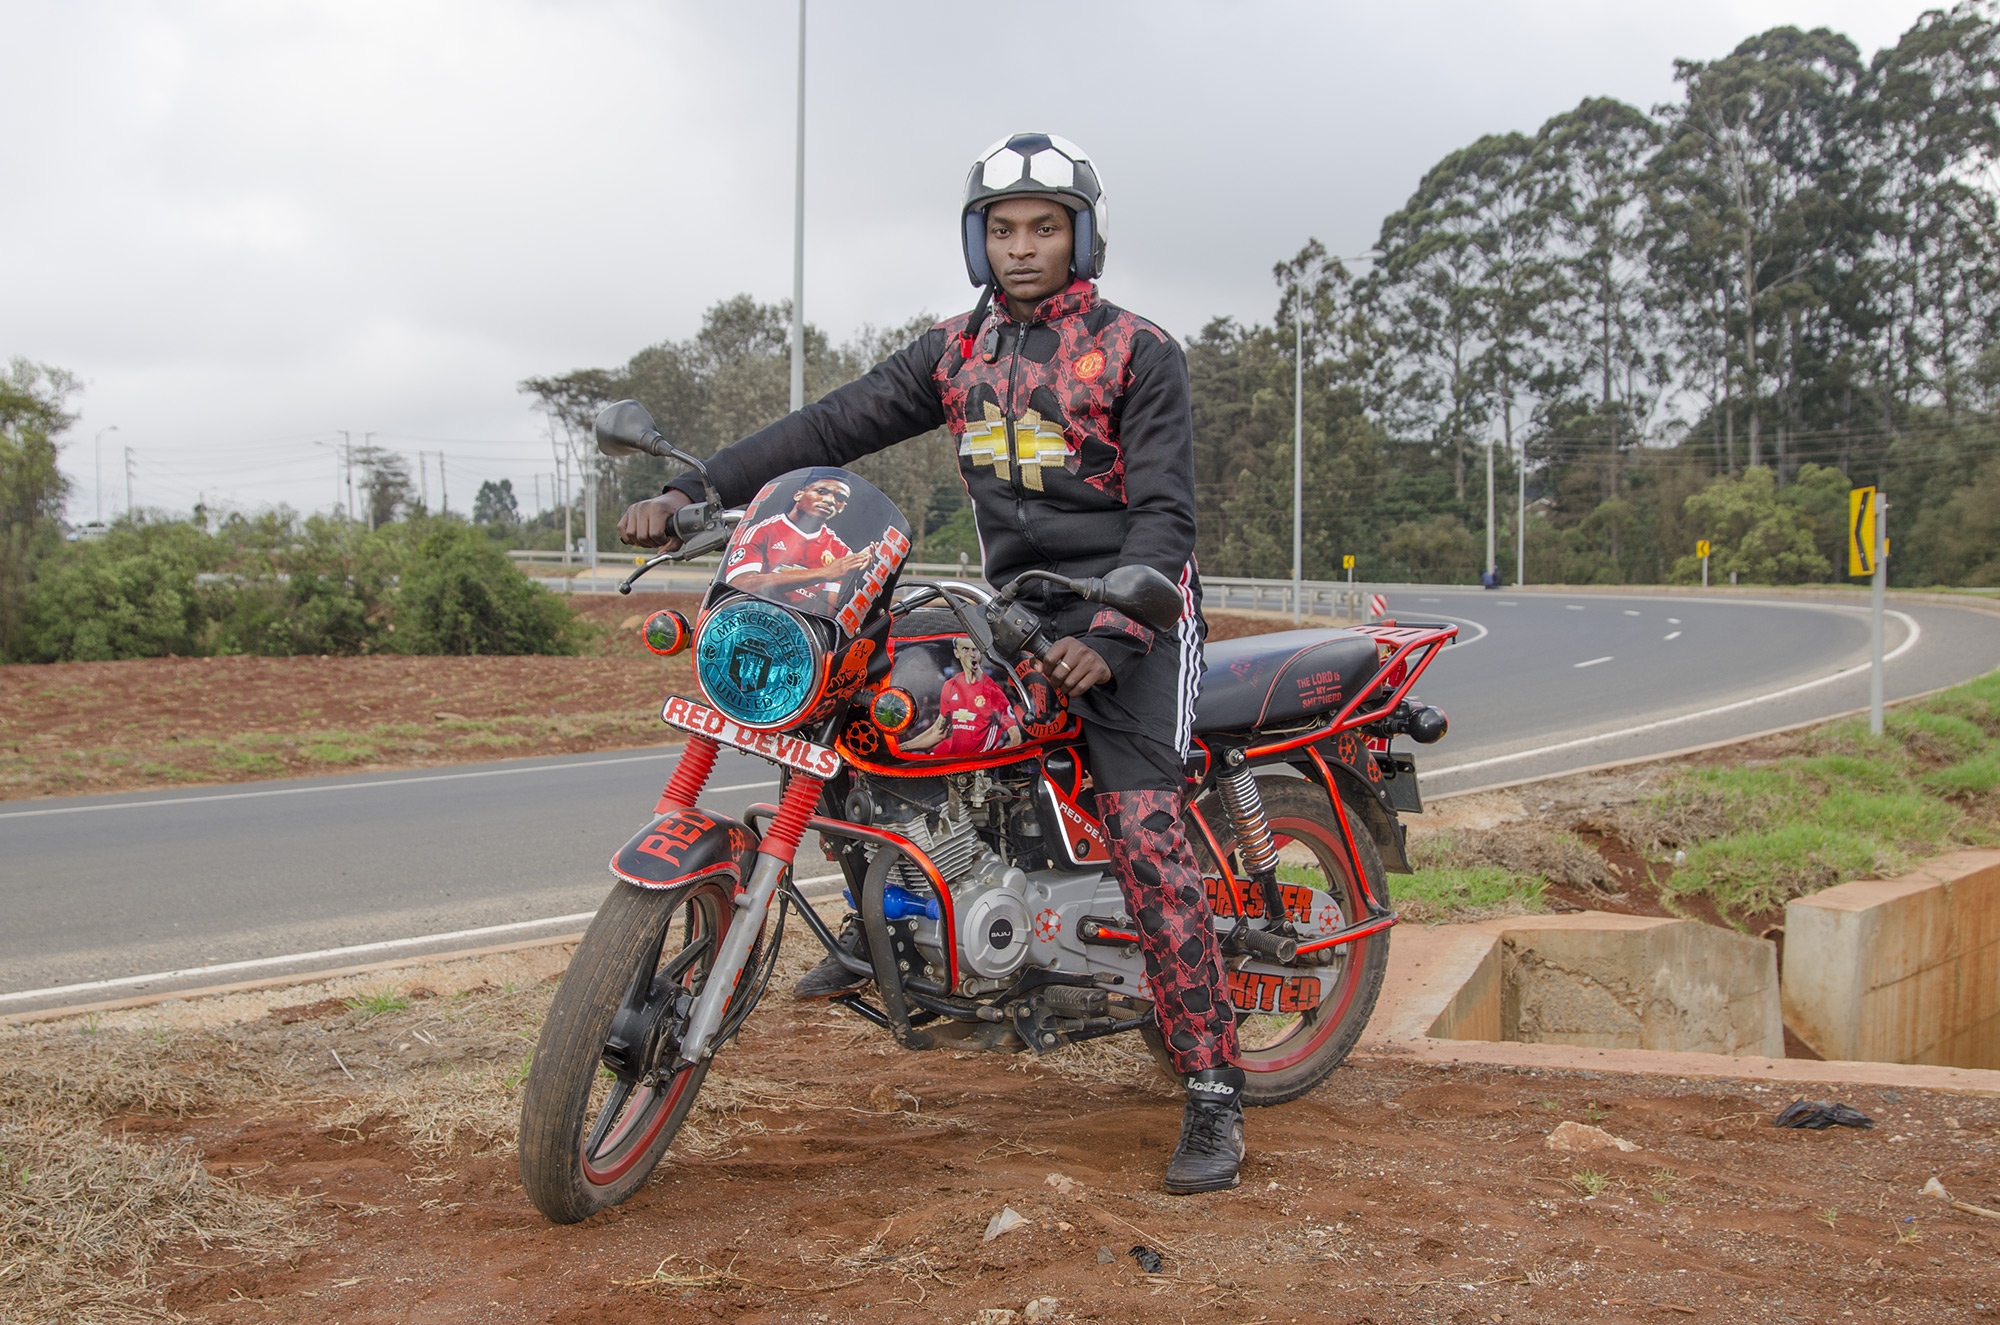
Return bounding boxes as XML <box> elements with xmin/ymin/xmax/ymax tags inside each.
<box><xmin>1871</xmin><ymin>493</ymin><xmax>1887</xmax><ymax>736</ymax></box>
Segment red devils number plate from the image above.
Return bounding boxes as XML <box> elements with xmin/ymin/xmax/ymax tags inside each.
<box><xmin>660</xmin><ymin>696</ymin><xmax>841</xmax><ymax>778</ymax></box>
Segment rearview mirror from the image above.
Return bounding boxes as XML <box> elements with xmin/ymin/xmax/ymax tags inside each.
<box><xmin>595</xmin><ymin>400</ymin><xmax>664</xmax><ymax>457</ymax></box>
<box><xmin>1092</xmin><ymin>564</ymin><xmax>1182</xmax><ymax>632</ymax></box>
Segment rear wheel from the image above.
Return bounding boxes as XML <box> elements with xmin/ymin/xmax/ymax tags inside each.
<box><xmin>1152</xmin><ymin>775</ymin><xmax>1391</xmax><ymax>1106</ymax></box>
<box><xmin>518</xmin><ymin>878</ymin><xmax>733</xmax><ymax>1224</ymax></box>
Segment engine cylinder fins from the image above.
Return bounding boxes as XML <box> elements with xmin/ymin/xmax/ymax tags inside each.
<box><xmin>1216</xmin><ymin>765</ymin><xmax>1282</xmax><ymax>877</ymax></box>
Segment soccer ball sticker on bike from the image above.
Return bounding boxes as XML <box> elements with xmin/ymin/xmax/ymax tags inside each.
<box><xmin>716</xmin><ymin>467</ymin><xmax>912</xmax><ymax>623</ymax></box>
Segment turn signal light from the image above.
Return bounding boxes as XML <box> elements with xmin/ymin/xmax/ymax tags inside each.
<box><xmin>870</xmin><ymin>686</ymin><xmax>916</xmax><ymax>734</ymax></box>
<box><xmin>642</xmin><ymin>609</ymin><xmax>690</xmax><ymax>656</ymax></box>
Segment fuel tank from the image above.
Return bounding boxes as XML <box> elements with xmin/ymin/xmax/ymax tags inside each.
<box><xmin>837</xmin><ymin>608</ymin><xmax>1077</xmax><ymax>774</ymax></box>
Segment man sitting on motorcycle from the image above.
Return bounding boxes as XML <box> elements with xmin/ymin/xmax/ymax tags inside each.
<box><xmin>617</xmin><ymin>133</ymin><xmax>1244</xmax><ymax>1194</ymax></box>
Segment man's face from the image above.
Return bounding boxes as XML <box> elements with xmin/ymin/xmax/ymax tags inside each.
<box><xmin>793</xmin><ymin>481</ymin><xmax>849</xmax><ymax>519</ymax></box>
<box><xmin>953</xmin><ymin>639</ymin><xmax>980</xmax><ymax>674</ymax></box>
<box><xmin>985</xmin><ymin>197</ymin><xmax>1074</xmax><ymax>310</ymax></box>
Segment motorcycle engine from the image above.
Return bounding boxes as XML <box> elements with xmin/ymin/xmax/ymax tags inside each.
<box><xmin>855</xmin><ymin>771</ymin><xmax>1036</xmax><ymax>986</ymax></box>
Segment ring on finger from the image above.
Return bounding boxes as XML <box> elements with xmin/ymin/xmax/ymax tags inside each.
<box><xmin>1054</xmin><ymin>660</ymin><xmax>1071</xmax><ymax>673</ymax></box>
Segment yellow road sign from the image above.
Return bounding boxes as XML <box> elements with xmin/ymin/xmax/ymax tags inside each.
<box><xmin>1696</xmin><ymin>540</ymin><xmax>1710</xmax><ymax>559</ymax></box>
<box><xmin>1342</xmin><ymin>554</ymin><xmax>1355</xmax><ymax>570</ymax></box>
<box><xmin>1849</xmin><ymin>487</ymin><xmax>1876</xmax><ymax>577</ymax></box>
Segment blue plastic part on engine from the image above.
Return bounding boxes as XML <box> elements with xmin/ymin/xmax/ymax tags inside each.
<box><xmin>844</xmin><ymin>885</ymin><xmax>940</xmax><ymax>922</ymax></box>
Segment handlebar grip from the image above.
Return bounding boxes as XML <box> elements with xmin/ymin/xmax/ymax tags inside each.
<box><xmin>671</xmin><ymin>502</ymin><xmax>711</xmax><ymax>539</ymax></box>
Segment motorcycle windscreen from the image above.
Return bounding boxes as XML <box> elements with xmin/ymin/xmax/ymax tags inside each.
<box><xmin>712</xmin><ymin>467</ymin><xmax>912</xmax><ymax>632</ymax></box>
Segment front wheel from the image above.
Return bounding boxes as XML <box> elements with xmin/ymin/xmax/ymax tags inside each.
<box><xmin>518</xmin><ymin>878</ymin><xmax>733</xmax><ymax>1224</ymax></box>
<box><xmin>1156</xmin><ymin>775</ymin><xmax>1392</xmax><ymax>1107</ymax></box>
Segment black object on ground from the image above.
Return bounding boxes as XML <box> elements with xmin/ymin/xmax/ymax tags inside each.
<box><xmin>1773</xmin><ymin>1099</ymin><xmax>1875</xmax><ymax>1130</ymax></box>
<box><xmin>1128</xmin><ymin>1244</ymin><xmax>1165</xmax><ymax>1274</ymax></box>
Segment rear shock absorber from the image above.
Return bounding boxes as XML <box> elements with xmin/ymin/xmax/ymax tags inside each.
<box><xmin>1215</xmin><ymin>754</ymin><xmax>1298</xmax><ymax>960</ymax></box>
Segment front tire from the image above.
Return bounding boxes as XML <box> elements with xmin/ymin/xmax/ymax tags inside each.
<box><xmin>518</xmin><ymin>878</ymin><xmax>733</xmax><ymax>1224</ymax></box>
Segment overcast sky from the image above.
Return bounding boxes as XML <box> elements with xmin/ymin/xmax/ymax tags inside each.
<box><xmin>3</xmin><ymin>0</ymin><xmax>1944</xmax><ymax>525</ymax></box>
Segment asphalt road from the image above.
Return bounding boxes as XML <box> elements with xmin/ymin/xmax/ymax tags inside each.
<box><xmin>3</xmin><ymin>589</ymin><xmax>1996</xmax><ymax>1013</ymax></box>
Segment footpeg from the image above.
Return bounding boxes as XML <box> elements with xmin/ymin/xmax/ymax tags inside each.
<box><xmin>1225</xmin><ymin>925</ymin><xmax>1299</xmax><ymax>963</ymax></box>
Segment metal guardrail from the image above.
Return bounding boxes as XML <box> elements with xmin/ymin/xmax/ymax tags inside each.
<box><xmin>512</xmin><ymin>547</ymin><xmax>1394</xmax><ymax>619</ymax></box>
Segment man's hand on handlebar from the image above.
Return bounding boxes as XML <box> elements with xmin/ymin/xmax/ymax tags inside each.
<box><xmin>1036</xmin><ymin>637</ymin><xmax>1110</xmax><ymax>698</ymax></box>
<box><xmin>619</xmin><ymin>490</ymin><xmax>692</xmax><ymax>549</ymax></box>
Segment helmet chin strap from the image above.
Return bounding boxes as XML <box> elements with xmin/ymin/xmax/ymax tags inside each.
<box><xmin>958</xmin><ymin>281</ymin><xmax>997</xmax><ymax>360</ymax></box>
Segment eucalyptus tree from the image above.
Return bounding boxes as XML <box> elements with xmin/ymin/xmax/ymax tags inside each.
<box><xmin>1372</xmin><ymin>133</ymin><xmax>1535</xmax><ymax>500</ymax></box>
<box><xmin>1531</xmin><ymin>98</ymin><xmax>1664</xmax><ymax>509</ymax></box>
<box><xmin>1864</xmin><ymin>1</ymin><xmax>2000</xmax><ymax>428</ymax></box>
<box><xmin>1648</xmin><ymin>27</ymin><xmax>1868</xmax><ymax>481</ymax></box>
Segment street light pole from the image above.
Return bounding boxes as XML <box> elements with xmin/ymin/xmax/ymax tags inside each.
<box><xmin>93</xmin><ymin>426</ymin><xmax>117</xmax><ymax>524</ymax></box>
<box><xmin>1293</xmin><ymin>307</ymin><xmax>1303</xmax><ymax>626</ymax></box>
<box><xmin>788</xmin><ymin>0</ymin><xmax>807</xmax><ymax>414</ymax></box>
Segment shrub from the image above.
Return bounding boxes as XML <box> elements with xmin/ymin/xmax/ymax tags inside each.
<box><xmin>393</xmin><ymin>522</ymin><xmax>580</xmax><ymax>656</ymax></box>
<box><xmin>17</xmin><ymin>519</ymin><xmax>221</xmax><ymax>661</ymax></box>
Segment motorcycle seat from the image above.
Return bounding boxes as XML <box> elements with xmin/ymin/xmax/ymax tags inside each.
<box><xmin>1192</xmin><ymin>629</ymin><xmax>1381</xmax><ymax>734</ymax></box>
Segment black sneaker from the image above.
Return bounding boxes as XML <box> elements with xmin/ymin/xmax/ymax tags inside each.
<box><xmin>792</xmin><ymin>916</ymin><xmax>871</xmax><ymax>1000</ymax></box>
<box><xmin>1164</xmin><ymin>1066</ymin><xmax>1245</xmax><ymax>1194</ymax></box>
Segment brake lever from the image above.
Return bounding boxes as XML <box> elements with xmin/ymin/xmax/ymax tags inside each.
<box><xmin>616</xmin><ymin>506</ymin><xmax>742</xmax><ymax>594</ymax></box>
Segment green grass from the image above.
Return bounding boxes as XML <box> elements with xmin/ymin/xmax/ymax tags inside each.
<box><xmin>1635</xmin><ymin>668</ymin><xmax>2000</xmax><ymax>923</ymax></box>
<box><xmin>344</xmin><ymin>990</ymin><xmax>412</xmax><ymax>1019</ymax></box>
<box><xmin>296</xmin><ymin>736</ymin><xmax>380</xmax><ymax>764</ymax></box>
<box><xmin>1396</xmin><ymin>864</ymin><xmax>1546</xmax><ymax>922</ymax></box>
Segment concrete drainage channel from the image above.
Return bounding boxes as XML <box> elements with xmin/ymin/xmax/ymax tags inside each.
<box><xmin>1361</xmin><ymin>848</ymin><xmax>2000</xmax><ymax>1094</ymax></box>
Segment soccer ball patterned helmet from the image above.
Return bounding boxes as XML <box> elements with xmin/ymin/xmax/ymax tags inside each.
<box><xmin>961</xmin><ymin>133</ymin><xmax>1106</xmax><ymax>286</ymax></box>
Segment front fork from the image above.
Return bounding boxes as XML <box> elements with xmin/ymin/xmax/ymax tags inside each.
<box><xmin>656</xmin><ymin>735</ymin><xmax>823</xmax><ymax>1069</ymax></box>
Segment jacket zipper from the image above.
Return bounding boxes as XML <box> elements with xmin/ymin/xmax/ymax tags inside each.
<box><xmin>1002</xmin><ymin>319</ymin><xmax>1049</xmax><ymax>560</ymax></box>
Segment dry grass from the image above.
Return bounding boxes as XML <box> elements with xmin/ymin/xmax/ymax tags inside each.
<box><xmin>1417</xmin><ymin>823</ymin><xmax>1618</xmax><ymax>892</ymax></box>
<box><xmin>0</xmin><ymin>1111</ymin><xmax>317</xmax><ymax>1324</ymax></box>
<box><xmin>0</xmin><ymin>1023</ymin><xmax>300</xmax><ymax>1121</ymax></box>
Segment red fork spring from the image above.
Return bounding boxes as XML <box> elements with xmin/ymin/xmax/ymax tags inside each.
<box><xmin>757</xmin><ymin>774</ymin><xmax>824</xmax><ymax>867</ymax></box>
<box><xmin>654</xmin><ymin>735</ymin><xmax>720</xmax><ymax>813</ymax></box>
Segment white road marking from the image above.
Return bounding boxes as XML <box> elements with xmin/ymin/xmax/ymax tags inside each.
<box><xmin>0</xmin><ymin>872</ymin><xmax>846</xmax><ymax>1007</ymax></box>
<box><xmin>1667</xmin><ymin>617</ymin><xmax>1682</xmax><ymax>624</ymax></box>
<box><xmin>1498</xmin><ymin>601</ymin><xmax>1518</xmax><ymax>605</ymax></box>
<box><xmin>0</xmin><ymin>762</ymin><xmax>778</xmax><ymax>820</ymax></box>
<box><xmin>1574</xmin><ymin>656</ymin><xmax>1613</xmax><ymax>668</ymax></box>
<box><xmin>1664</xmin><ymin>631</ymin><xmax>1683</xmax><ymax>641</ymax></box>
<box><xmin>1421</xmin><ymin>609</ymin><xmax>1923</xmax><ymax>781</ymax></box>
<box><xmin>1420</xmin><ymin>597</ymin><xmax>1440</xmax><ymax>603</ymax></box>
<box><xmin>1565</xmin><ymin>604</ymin><xmax>1585</xmax><ymax>611</ymax></box>
<box><xmin>1624</xmin><ymin>610</ymin><xmax>1641</xmax><ymax>616</ymax></box>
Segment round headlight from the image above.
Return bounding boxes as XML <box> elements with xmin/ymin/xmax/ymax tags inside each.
<box><xmin>694</xmin><ymin>596</ymin><xmax>824</xmax><ymax>729</ymax></box>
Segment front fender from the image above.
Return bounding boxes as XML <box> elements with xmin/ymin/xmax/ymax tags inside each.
<box><xmin>610</xmin><ymin>808</ymin><xmax>760</xmax><ymax>890</ymax></box>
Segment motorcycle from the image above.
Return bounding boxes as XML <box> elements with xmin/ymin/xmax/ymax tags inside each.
<box><xmin>516</xmin><ymin>400</ymin><xmax>1456</xmax><ymax>1224</ymax></box>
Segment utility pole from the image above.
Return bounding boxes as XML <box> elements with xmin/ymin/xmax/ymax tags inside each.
<box><xmin>338</xmin><ymin>430</ymin><xmax>353</xmax><ymax>521</ymax></box>
<box><xmin>553</xmin><ymin>434</ymin><xmax>571</xmax><ymax>567</ymax></box>
<box><xmin>583</xmin><ymin>450</ymin><xmax>599</xmax><ymax>592</ymax></box>
<box><xmin>1871</xmin><ymin>493</ymin><xmax>1887</xmax><ymax>736</ymax></box>
<box><xmin>124</xmin><ymin>447</ymin><xmax>134</xmax><ymax>518</ymax></box>
<box><xmin>418</xmin><ymin>451</ymin><xmax>429</xmax><ymax>512</ymax></box>
<box><xmin>1291</xmin><ymin>308</ymin><xmax>1304</xmax><ymax>624</ymax></box>
<box><xmin>93</xmin><ymin>425</ymin><xmax>118</xmax><ymax>524</ymax></box>
<box><xmin>1515</xmin><ymin>433</ymin><xmax>1526</xmax><ymax>587</ymax></box>
<box><xmin>789</xmin><ymin>0</ymin><xmax>807</xmax><ymax>413</ymax></box>
<box><xmin>438</xmin><ymin>453</ymin><xmax>448</xmax><ymax>518</ymax></box>
<box><xmin>1485</xmin><ymin>434</ymin><xmax>1496</xmax><ymax>583</ymax></box>
<box><xmin>363</xmin><ymin>432</ymin><xmax>378</xmax><ymax>531</ymax></box>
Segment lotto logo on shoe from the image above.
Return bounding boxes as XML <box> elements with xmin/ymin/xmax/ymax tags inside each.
<box><xmin>1186</xmin><ymin>1078</ymin><xmax>1236</xmax><ymax>1097</ymax></box>
<box><xmin>660</xmin><ymin>696</ymin><xmax>841</xmax><ymax>778</ymax></box>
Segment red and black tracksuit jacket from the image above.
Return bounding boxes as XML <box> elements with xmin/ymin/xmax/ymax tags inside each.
<box><xmin>667</xmin><ymin>278</ymin><xmax>1202</xmax><ymax>691</ymax></box>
